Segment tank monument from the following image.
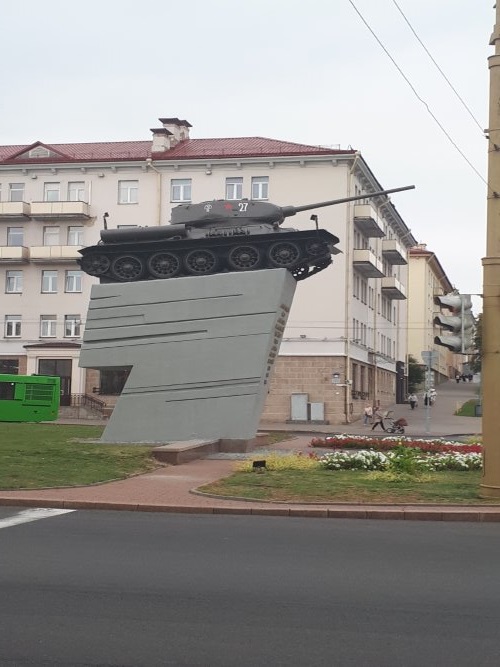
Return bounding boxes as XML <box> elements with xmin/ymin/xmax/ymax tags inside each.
<box><xmin>78</xmin><ymin>186</ymin><xmax>413</xmax><ymax>450</ymax></box>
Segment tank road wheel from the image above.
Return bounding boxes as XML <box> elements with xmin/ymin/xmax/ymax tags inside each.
<box><xmin>111</xmin><ymin>255</ymin><xmax>144</xmax><ymax>282</ymax></box>
<box><xmin>184</xmin><ymin>249</ymin><xmax>218</xmax><ymax>275</ymax></box>
<box><xmin>80</xmin><ymin>253</ymin><xmax>110</xmax><ymax>277</ymax></box>
<box><xmin>267</xmin><ymin>242</ymin><xmax>301</xmax><ymax>268</ymax></box>
<box><xmin>147</xmin><ymin>252</ymin><xmax>181</xmax><ymax>279</ymax></box>
<box><xmin>305</xmin><ymin>240</ymin><xmax>327</xmax><ymax>257</ymax></box>
<box><xmin>227</xmin><ymin>245</ymin><xmax>261</xmax><ymax>271</ymax></box>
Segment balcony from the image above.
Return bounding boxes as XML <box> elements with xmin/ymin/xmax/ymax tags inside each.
<box><xmin>382</xmin><ymin>239</ymin><xmax>407</xmax><ymax>265</ymax></box>
<box><xmin>0</xmin><ymin>202</ymin><xmax>31</xmax><ymax>220</ymax></box>
<box><xmin>352</xmin><ymin>249</ymin><xmax>384</xmax><ymax>278</ymax></box>
<box><xmin>29</xmin><ymin>245</ymin><xmax>82</xmax><ymax>263</ymax></box>
<box><xmin>30</xmin><ymin>201</ymin><xmax>91</xmax><ymax>220</ymax></box>
<box><xmin>381</xmin><ymin>276</ymin><xmax>406</xmax><ymax>300</ymax></box>
<box><xmin>0</xmin><ymin>246</ymin><xmax>29</xmax><ymax>263</ymax></box>
<box><xmin>353</xmin><ymin>204</ymin><xmax>385</xmax><ymax>238</ymax></box>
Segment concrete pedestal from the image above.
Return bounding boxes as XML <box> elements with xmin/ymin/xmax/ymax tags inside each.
<box><xmin>79</xmin><ymin>269</ymin><xmax>296</xmax><ymax>443</ymax></box>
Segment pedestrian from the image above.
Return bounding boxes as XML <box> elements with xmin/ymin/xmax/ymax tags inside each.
<box><xmin>429</xmin><ymin>388</ymin><xmax>436</xmax><ymax>405</ymax></box>
<box><xmin>363</xmin><ymin>404</ymin><xmax>373</xmax><ymax>425</ymax></box>
<box><xmin>408</xmin><ymin>393</ymin><xmax>418</xmax><ymax>410</ymax></box>
<box><xmin>371</xmin><ymin>408</ymin><xmax>385</xmax><ymax>431</ymax></box>
<box><xmin>456</xmin><ymin>373</ymin><xmax>460</xmax><ymax>384</ymax></box>
<box><xmin>424</xmin><ymin>391</ymin><xmax>429</xmax><ymax>406</ymax></box>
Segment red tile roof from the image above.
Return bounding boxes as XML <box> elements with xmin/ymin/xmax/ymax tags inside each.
<box><xmin>0</xmin><ymin>137</ymin><xmax>354</xmax><ymax>164</ymax></box>
<box><xmin>0</xmin><ymin>141</ymin><xmax>152</xmax><ymax>163</ymax></box>
<box><xmin>155</xmin><ymin>137</ymin><xmax>352</xmax><ymax>160</ymax></box>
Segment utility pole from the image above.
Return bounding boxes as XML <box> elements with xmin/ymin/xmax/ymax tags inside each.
<box><xmin>480</xmin><ymin>4</ymin><xmax>500</xmax><ymax>498</ymax></box>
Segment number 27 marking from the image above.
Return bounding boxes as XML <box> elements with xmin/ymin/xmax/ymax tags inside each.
<box><xmin>238</xmin><ymin>202</ymin><xmax>248</xmax><ymax>212</ymax></box>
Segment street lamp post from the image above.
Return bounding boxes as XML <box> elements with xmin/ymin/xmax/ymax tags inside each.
<box><xmin>480</xmin><ymin>4</ymin><xmax>500</xmax><ymax>497</ymax></box>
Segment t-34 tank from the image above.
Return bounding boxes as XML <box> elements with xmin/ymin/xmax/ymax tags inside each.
<box><xmin>77</xmin><ymin>185</ymin><xmax>414</xmax><ymax>283</ymax></box>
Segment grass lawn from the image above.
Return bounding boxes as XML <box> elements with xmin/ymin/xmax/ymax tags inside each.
<box><xmin>200</xmin><ymin>469</ymin><xmax>497</xmax><ymax>504</ymax></box>
<box><xmin>455</xmin><ymin>399</ymin><xmax>481</xmax><ymax>417</ymax></box>
<box><xmin>0</xmin><ymin>423</ymin><xmax>157</xmax><ymax>490</ymax></box>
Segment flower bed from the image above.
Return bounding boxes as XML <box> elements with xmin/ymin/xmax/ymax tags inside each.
<box><xmin>318</xmin><ymin>449</ymin><xmax>482</xmax><ymax>472</ymax></box>
<box><xmin>310</xmin><ymin>434</ymin><xmax>482</xmax><ymax>454</ymax></box>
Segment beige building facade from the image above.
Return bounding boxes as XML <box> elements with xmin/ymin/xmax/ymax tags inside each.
<box><xmin>0</xmin><ymin>117</ymin><xmax>416</xmax><ymax>421</ymax></box>
<box><xmin>407</xmin><ymin>244</ymin><xmax>460</xmax><ymax>383</ymax></box>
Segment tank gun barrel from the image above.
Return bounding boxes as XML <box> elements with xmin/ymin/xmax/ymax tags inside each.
<box><xmin>281</xmin><ymin>185</ymin><xmax>415</xmax><ymax>217</ymax></box>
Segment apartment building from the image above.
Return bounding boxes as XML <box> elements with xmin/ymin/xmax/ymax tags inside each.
<box><xmin>407</xmin><ymin>244</ymin><xmax>459</xmax><ymax>383</ymax></box>
<box><xmin>0</xmin><ymin>117</ymin><xmax>416</xmax><ymax>420</ymax></box>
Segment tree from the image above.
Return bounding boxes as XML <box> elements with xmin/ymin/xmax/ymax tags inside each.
<box><xmin>408</xmin><ymin>354</ymin><xmax>426</xmax><ymax>393</ymax></box>
<box><xmin>470</xmin><ymin>312</ymin><xmax>482</xmax><ymax>374</ymax></box>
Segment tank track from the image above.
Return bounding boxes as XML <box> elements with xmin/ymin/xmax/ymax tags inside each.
<box><xmin>78</xmin><ymin>230</ymin><xmax>336</xmax><ymax>283</ymax></box>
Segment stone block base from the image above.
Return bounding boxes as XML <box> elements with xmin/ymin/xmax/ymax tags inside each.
<box><xmin>152</xmin><ymin>432</ymin><xmax>270</xmax><ymax>465</ymax></box>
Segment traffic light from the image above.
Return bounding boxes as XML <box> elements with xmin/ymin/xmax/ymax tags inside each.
<box><xmin>433</xmin><ymin>293</ymin><xmax>474</xmax><ymax>353</ymax></box>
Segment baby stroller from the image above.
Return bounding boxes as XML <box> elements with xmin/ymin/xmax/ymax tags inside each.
<box><xmin>383</xmin><ymin>411</ymin><xmax>408</xmax><ymax>434</ymax></box>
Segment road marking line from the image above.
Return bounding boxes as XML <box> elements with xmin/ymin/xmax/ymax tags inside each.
<box><xmin>0</xmin><ymin>508</ymin><xmax>76</xmax><ymax>530</ymax></box>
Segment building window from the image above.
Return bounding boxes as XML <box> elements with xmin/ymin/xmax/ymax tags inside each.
<box><xmin>68</xmin><ymin>182</ymin><xmax>86</xmax><ymax>201</ymax></box>
<box><xmin>251</xmin><ymin>176</ymin><xmax>269</xmax><ymax>200</ymax></box>
<box><xmin>225</xmin><ymin>177</ymin><xmax>243</xmax><ymax>200</ymax></box>
<box><xmin>30</xmin><ymin>146</ymin><xmax>51</xmax><ymax>158</ymax></box>
<box><xmin>6</xmin><ymin>270</ymin><xmax>23</xmax><ymax>293</ymax></box>
<box><xmin>353</xmin><ymin>273</ymin><xmax>359</xmax><ymax>299</ymax></box>
<box><xmin>360</xmin><ymin>279</ymin><xmax>367</xmax><ymax>305</ymax></box>
<box><xmin>170</xmin><ymin>179</ymin><xmax>191</xmax><ymax>202</ymax></box>
<box><xmin>44</xmin><ymin>182</ymin><xmax>60</xmax><ymax>202</ymax></box>
<box><xmin>67</xmin><ymin>226</ymin><xmax>84</xmax><ymax>245</ymax></box>
<box><xmin>5</xmin><ymin>315</ymin><xmax>21</xmax><ymax>338</ymax></box>
<box><xmin>9</xmin><ymin>183</ymin><xmax>25</xmax><ymax>202</ymax></box>
<box><xmin>64</xmin><ymin>315</ymin><xmax>81</xmax><ymax>338</ymax></box>
<box><xmin>7</xmin><ymin>227</ymin><xmax>23</xmax><ymax>247</ymax></box>
<box><xmin>0</xmin><ymin>359</ymin><xmax>19</xmax><ymax>374</ymax></box>
<box><xmin>41</xmin><ymin>270</ymin><xmax>58</xmax><ymax>293</ymax></box>
<box><xmin>40</xmin><ymin>315</ymin><xmax>57</xmax><ymax>338</ymax></box>
<box><xmin>99</xmin><ymin>369</ymin><xmax>130</xmax><ymax>395</ymax></box>
<box><xmin>65</xmin><ymin>270</ymin><xmax>82</xmax><ymax>293</ymax></box>
<box><xmin>43</xmin><ymin>226</ymin><xmax>60</xmax><ymax>246</ymax></box>
<box><xmin>118</xmin><ymin>180</ymin><xmax>138</xmax><ymax>204</ymax></box>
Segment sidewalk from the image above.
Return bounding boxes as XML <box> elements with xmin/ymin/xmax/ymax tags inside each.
<box><xmin>262</xmin><ymin>378</ymin><xmax>482</xmax><ymax>439</ymax></box>
<box><xmin>1</xmin><ymin>380</ymin><xmax>493</xmax><ymax>522</ymax></box>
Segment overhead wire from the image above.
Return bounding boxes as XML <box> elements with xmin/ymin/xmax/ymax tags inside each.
<box><xmin>347</xmin><ymin>0</ymin><xmax>490</xmax><ymax>192</ymax></box>
<box><xmin>391</xmin><ymin>0</ymin><xmax>485</xmax><ymax>136</ymax></box>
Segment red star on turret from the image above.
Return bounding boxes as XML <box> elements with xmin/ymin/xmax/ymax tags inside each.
<box><xmin>224</xmin><ymin>203</ymin><xmax>233</xmax><ymax>210</ymax></box>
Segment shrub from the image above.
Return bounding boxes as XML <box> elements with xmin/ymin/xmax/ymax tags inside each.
<box><xmin>387</xmin><ymin>446</ymin><xmax>427</xmax><ymax>475</ymax></box>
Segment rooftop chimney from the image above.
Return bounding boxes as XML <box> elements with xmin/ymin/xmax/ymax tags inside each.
<box><xmin>150</xmin><ymin>127</ymin><xmax>173</xmax><ymax>153</ymax></box>
<box><xmin>158</xmin><ymin>117</ymin><xmax>192</xmax><ymax>145</ymax></box>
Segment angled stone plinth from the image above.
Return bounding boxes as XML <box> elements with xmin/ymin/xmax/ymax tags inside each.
<box><xmin>79</xmin><ymin>269</ymin><xmax>295</xmax><ymax>443</ymax></box>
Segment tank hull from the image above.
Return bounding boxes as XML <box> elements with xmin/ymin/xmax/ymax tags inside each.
<box><xmin>78</xmin><ymin>228</ymin><xmax>339</xmax><ymax>283</ymax></box>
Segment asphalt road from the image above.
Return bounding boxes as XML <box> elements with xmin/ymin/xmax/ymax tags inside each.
<box><xmin>1</xmin><ymin>508</ymin><xmax>499</xmax><ymax>666</ymax></box>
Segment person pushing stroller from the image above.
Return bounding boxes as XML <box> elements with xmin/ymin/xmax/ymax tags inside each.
<box><xmin>371</xmin><ymin>408</ymin><xmax>385</xmax><ymax>431</ymax></box>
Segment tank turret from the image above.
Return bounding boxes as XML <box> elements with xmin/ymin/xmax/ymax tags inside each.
<box><xmin>168</xmin><ymin>184</ymin><xmax>414</xmax><ymax>227</ymax></box>
<box><xmin>78</xmin><ymin>185</ymin><xmax>414</xmax><ymax>283</ymax></box>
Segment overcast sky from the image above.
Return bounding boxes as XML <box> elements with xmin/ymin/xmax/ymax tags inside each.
<box><xmin>0</xmin><ymin>1</ymin><xmax>492</xmax><ymax>308</ymax></box>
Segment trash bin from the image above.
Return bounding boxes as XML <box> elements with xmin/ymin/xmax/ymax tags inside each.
<box><xmin>474</xmin><ymin>404</ymin><xmax>482</xmax><ymax>417</ymax></box>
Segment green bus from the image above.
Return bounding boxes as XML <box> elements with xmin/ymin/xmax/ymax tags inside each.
<box><xmin>0</xmin><ymin>374</ymin><xmax>60</xmax><ymax>422</ymax></box>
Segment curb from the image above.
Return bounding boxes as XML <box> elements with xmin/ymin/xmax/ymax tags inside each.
<box><xmin>1</xmin><ymin>497</ymin><xmax>499</xmax><ymax>522</ymax></box>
